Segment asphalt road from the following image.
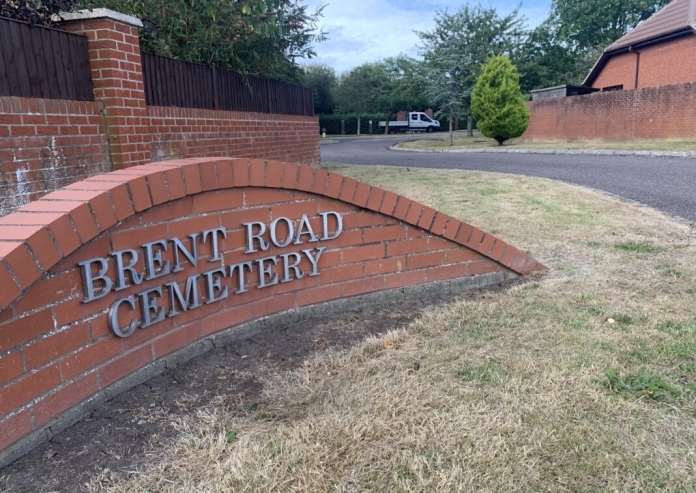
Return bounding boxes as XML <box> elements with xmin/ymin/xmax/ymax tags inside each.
<box><xmin>321</xmin><ymin>135</ymin><xmax>696</xmax><ymax>223</ymax></box>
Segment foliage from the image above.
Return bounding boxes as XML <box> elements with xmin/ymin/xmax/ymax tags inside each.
<box><xmin>549</xmin><ymin>0</ymin><xmax>671</xmax><ymax>54</ymax></box>
<box><xmin>319</xmin><ymin>113</ymin><xmax>383</xmax><ymax>135</ymax></box>
<box><xmin>424</xmin><ymin>67</ymin><xmax>466</xmax><ymax>145</ymax></box>
<box><xmin>334</xmin><ymin>63</ymin><xmax>384</xmax><ymax>135</ymax></box>
<box><xmin>88</xmin><ymin>0</ymin><xmax>326</xmax><ymax>82</ymax></box>
<box><xmin>471</xmin><ymin>55</ymin><xmax>529</xmax><ymax>146</ymax></box>
<box><xmin>417</xmin><ymin>5</ymin><xmax>526</xmax><ymax>136</ymax></box>
<box><xmin>302</xmin><ymin>63</ymin><xmax>336</xmax><ymax>115</ymax></box>
<box><xmin>518</xmin><ymin>0</ymin><xmax>671</xmax><ymax>88</ymax></box>
<box><xmin>516</xmin><ymin>21</ymin><xmax>579</xmax><ymax>91</ymax></box>
<box><xmin>373</xmin><ymin>57</ymin><xmax>431</xmax><ymax>134</ymax></box>
<box><xmin>0</xmin><ymin>0</ymin><xmax>84</xmax><ymax>26</ymax></box>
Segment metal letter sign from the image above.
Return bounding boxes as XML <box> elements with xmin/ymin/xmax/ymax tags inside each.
<box><xmin>79</xmin><ymin>212</ymin><xmax>344</xmax><ymax>338</ymax></box>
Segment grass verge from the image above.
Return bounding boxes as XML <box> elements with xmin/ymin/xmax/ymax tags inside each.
<box><xmin>86</xmin><ymin>165</ymin><xmax>696</xmax><ymax>492</ymax></box>
<box><xmin>400</xmin><ymin>134</ymin><xmax>696</xmax><ymax>152</ymax></box>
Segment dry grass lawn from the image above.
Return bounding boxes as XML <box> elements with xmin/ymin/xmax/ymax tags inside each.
<box><xmin>81</xmin><ymin>165</ymin><xmax>696</xmax><ymax>492</ymax></box>
<box><xmin>401</xmin><ymin>134</ymin><xmax>696</xmax><ymax>152</ymax></box>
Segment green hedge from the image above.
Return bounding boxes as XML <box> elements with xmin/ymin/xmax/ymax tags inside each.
<box><xmin>319</xmin><ymin>114</ymin><xmax>385</xmax><ymax>135</ymax></box>
<box><xmin>319</xmin><ymin>113</ymin><xmax>463</xmax><ymax>134</ymax></box>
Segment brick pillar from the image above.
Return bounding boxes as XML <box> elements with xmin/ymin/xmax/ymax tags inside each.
<box><xmin>61</xmin><ymin>9</ymin><xmax>150</xmax><ymax>169</ymax></box>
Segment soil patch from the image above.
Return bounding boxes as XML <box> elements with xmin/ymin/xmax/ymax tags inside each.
<box><xmin>0</xmin><ymin>281</ymin><xmax>516</xmax><ymax>493</ymax></box>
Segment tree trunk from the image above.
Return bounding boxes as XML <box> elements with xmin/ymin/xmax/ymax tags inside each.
<box><xmin>384</xmin><ymin>113</ymin><xmax>390</xmax><ymax>135</ymax></box>
<box><xmin>449</xmin><ymin>113</ymin><xmax>453</xmax><ymax>146</ymax></box>
<box><xmin>357</xmin><ymin>115</ymin><xmax>361</xmax><ymax>135</ymax></box>
<box><xmin>467</xmin><ymin>105</ymin><xmax>473</xmax><ymax>137</ymax></box>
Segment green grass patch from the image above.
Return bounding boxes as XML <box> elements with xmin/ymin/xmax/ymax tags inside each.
<box><xmin>604</xmin><ymin>367</ymin><xmax>680</xmax><ymax>400</ymax></box>
<box><xmin>614</xmin><ymin>242</ymin><xmax>666</xmax><ymax>254</ymax></box>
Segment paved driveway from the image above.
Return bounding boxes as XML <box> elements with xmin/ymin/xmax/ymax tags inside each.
<box><xmin>321</xmin><ymin>136</ymin><xmax>696</xmax><ymax>223</ymax></box>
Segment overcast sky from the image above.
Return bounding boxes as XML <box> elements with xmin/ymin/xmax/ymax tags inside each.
<box><xmin>301</xmin><ymin>0</ymin><xmax>552</xmax><ymax>74</ymax></box>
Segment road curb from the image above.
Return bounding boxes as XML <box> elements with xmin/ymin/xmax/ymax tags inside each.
<box><xmin>389</xmin><ymin>143</ymin><xmax>696</xmax><ymax>159</ymax></box>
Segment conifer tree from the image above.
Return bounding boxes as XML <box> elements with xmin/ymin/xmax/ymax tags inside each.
<box><xmin>471</xmin><ymin>56</ymin><xmax>530</xmax><ymax>145</ymax></box>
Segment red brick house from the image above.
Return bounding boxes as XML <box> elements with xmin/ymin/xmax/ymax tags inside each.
<box><xmin>584</xmin><ymin>0</ymin><xmax>696</xmax><ymax>90</ymax></box>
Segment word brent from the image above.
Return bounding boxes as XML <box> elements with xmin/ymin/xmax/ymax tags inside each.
<box><xmin>77</xmin><ymin>212</ymin><xmax>343</xmax><ymax>338</ymax></box>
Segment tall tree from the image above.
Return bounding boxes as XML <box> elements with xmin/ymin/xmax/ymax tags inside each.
<box><xmin>471</xmin><ymin>55</ymin><xmax>529</xmax><ymax>146</ymax></box>
<box><xmin>302</xmin><ymin>63</ymin><xmax>337</xmax><ymax>115</ymax></box>
<box><xmin>517</xmin><ymin>20</ymin><xmax>578</xmax><ymax>91</ymax></box>
<box><xmin>334</xmin><ymin>63</ymin><xmax>383</xmax><ymax>135</ymax></box>
<box><xmin>89</xmin><ymin>0</ymin><xmax>326</xmax><ymax>82</ymax></box>
<box><xmin>550</xmin><ymin>0</ymin><xmax>671</xmax><ymax>53</ymax></box>
<box><xmin>425</xmin><ymin>67</ymin><xmax>466</xmax><ymax>146</ymax></box>
<box><xmin>374</xmin><ymin>56</ymin><xmax>430</xmax><ymax>134</ymax></box>
<box><xmin>417</xmin><ymin>5</ymin><xmax>527</xmax><ymax>136</ymax></box>
<box><xmin>519</xmin><ymin>0</ymin><xmax>670</xmax><ymax>87</ymax></box>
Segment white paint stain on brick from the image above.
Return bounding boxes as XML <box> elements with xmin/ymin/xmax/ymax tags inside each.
<box><xmin>13</xmin><ymin>151</ymin><xmax>30</xmax><ymax>210</ymax></box>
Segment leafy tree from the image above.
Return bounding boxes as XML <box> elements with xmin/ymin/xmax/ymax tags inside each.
<box><xmin>373</xmin><ymin>57</ymin><xmax>430</xmax><ymax>134</ymax></box>
<box><xmin>516</xmin><ymin>21</ymin><xmax>577</xmax><ymax>91</ymax></box>
<box><xmin>417</xmin><ymin>5</ymin><xmax>526</xmax><ymax>136</ymax></box>
<box><xmin>471</xmin><ymin>55</ymin><xmax>529</xmax><ymax>146</ymax></box>
<box><xmin>89</xmin><ymin>0</ymin><xmax>326</xmax><ymax>82</ymax></box>
<box><xmin>302</xmin><ymin>63</ymin><xmax>336</xmax><ymax>115</ymax></box>
<box><xmin>518</xmin><ymin>0</ymin><xmax>670</xmax><ymax>88</ymax></box>
<box><xmin>425</xmin><ymin>68</ymin><xmax>466</xmax><ymax>146</ymax></box>
<box><xmin>549</xmin><ymin>0</ymin><xmax>670</xmax><ymax>53</ymax></box>
<box><xmin>334</xmin><ymin>63</ymin><xmax>384</xmax><ymax>135</ymax></box>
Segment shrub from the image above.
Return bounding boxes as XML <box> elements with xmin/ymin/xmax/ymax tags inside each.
<box><xmin>319</xmin><ymin>114</ymin><xmax>384</xmax><ymax>135</ymax></box>
<box><xmin>471</xmin><ymin>55</ymin><xmax>529</xmax><ymax>145</ymax></box>
<box><xmin>0</xmin><ymin>0</ymin><xmax>83</xmax><ymax>27</ymax></box>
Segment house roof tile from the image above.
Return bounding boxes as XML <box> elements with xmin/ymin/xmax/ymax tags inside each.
<box><xmin>605</xmin><ymin>0</ymin><xmax>696</xmax><ymax>53</ymax></box>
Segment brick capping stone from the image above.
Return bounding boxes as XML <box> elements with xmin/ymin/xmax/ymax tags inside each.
<box><xmin>0</xmin><ymin>157</ymin><xmax>546</xmax><ymax>464</ymax></box>
<box><xmin>57</xmin><ymin>8</ymin><xmax>144</xmax><ymax>27</ymax></box>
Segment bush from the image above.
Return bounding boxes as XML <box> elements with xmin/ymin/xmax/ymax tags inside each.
<box><xmin>471</xmin><ymin>55</ymin><xmax>529</xmax><ymax>145</ymax></box>
<box><xmin>319</xmin><ymin>114</ymin><xmax>385</xmax><ymax>135</ymax></box>
<box><xmin>0</xmin><ymin>0</ymin><xmax>82</xmax><ymax>27</ymax></box>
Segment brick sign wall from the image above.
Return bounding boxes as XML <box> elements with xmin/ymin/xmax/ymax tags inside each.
<box><xmin>0</xmin><ymin>158</ymin><xmax>545</xmax><ymax>465</ymax></box>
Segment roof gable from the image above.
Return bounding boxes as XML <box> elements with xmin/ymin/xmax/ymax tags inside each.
<box><xmin>605</xmin><ymin>0</ymin><xmax>696</xmax><ymax>53</ymax></box>
<box><xmin>583</xmin><ymin>0</ymin><xmax>696</xmax><ymax>86</ymax></box>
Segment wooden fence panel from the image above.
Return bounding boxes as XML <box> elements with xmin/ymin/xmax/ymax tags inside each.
<box><xmin>0</xmin><ymin>17</ymin><xmax>93</xmax><ymax>101</ymax></box>
<box><xmin>142</xmin><ymin>51</ymin><xmax>313</xmax><ymax>116</ymax></box>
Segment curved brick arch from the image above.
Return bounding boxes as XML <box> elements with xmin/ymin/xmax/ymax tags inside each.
<box><xmin>0</xmin><ymin>158</ymin><xmax>546</xmax><ymax>465</ymax></box>
<box><xmin>0</xmin><ymin>158</ymin><xmax>543</xmax><ymax>310</ymax></box>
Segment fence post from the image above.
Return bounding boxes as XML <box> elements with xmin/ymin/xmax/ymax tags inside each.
<box><xmin>60</xmin><ymin>9</ymin><xmax>151</xmax><ymax>169</ymax></box>
<box><xmin>266</xmin><ymin>79</ymin><xmax>272</xmax><ymax>113</ymax></box>
<box><xmin>211</xmin><ymin>65</ymin><xmax>219</xmax><ymax>110</ymax></box>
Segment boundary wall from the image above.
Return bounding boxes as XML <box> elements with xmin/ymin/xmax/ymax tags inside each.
<box><xmin>0</xmin><ymin>11</ymin><xmax>319</xmax><ymax>217</ymax></box>
<box><xmin>0</xmin><ymin>157</ymin><xmax>545</xmax><ymax>466</ymax></box>
<box><xmin>523</xmin><ymin>81</ymin><xmax>696</xmax><ymax>141</ymax></box>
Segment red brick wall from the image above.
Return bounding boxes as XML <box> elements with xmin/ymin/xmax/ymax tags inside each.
<box><xmin>523</xmin><ymin>81</ymin><xmax>696</xmax><ymax>141</ymax></box>
<box><xmin>148</xmin><ymin>107</ymin><xmax>319</xmax><ymax>166</ymax></box>
<box><xmin>0</xmin><ymin>158</ymin><xmax>545</xmax><ymax>461</ymax></box>
<box><xmin>636</xmin><ymin>36</ymin><xmax>696</xmax><ymax>88</ymax></box>
<box><xmin>592</xmin><ymin>52</ymin><xmax>638</xmax><ymax>90</ymax></box>
<box><xmin>63</xmin><ymin>18</ymin><xmax>151</xmax><ymax>169</ymax></box>
<box><xmin>0</xmin><ymin>97</ymin><xmax>110</xmax><ymax>217</ymax></box>
<box><xmin>0</xmin><ymin>100</ymin><xmax>320</xmax><ymax>217</ymax></box>
<box><xmin>0</xmin><ymin>13</ymin><xmax>320</xmax><ymax>219</ymax></box>
<box><xmin>592</xmin><ymin>35</ymin><xmax>696</xmax><ymax>90</ymax></box>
